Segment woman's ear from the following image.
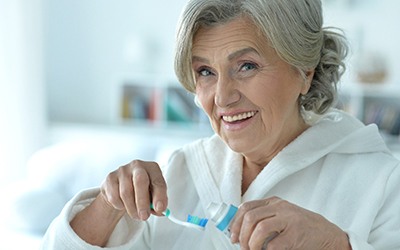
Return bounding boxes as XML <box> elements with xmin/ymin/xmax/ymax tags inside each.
<box><xmin>301</xmin><ymin>69</ymin><xmax>314</xmax><ymax>95</ymax></box>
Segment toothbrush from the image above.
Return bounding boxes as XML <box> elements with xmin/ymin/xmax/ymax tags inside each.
<box><xmin>150</xmin><ymin>203</ymin><xmax>208</xmax><ymax>231</ymax></box>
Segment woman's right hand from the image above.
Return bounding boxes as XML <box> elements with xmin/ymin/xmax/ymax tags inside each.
<box><xmin>100</xmin><ymin>159</ymin><xmax>168</xmax><ymax>221</ymax></box>
<box><xmin>70</xmin><ymin>160</ymin><xmax>167</xmax><ymax>246</ymax></box>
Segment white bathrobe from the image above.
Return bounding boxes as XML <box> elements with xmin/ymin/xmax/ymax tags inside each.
<box><xmin>41</xmin><ymin>110</ymin><xmax>400</xmax><ymax>250</ymax></box>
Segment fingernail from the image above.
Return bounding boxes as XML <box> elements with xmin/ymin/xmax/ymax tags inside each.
<box><xmin>231</xmin><ymin>233</ymin><xmax>238</xmax><ymax>243</ymax></box>
<box><xmin>139</xmin><ymin>209</ymin><xmax>149</xmax><ymax>220</ymax></box>
<box><xmin>156</xmin><ymin>201</ymin><xmax>164</xmax><ymax>212</ymax></box>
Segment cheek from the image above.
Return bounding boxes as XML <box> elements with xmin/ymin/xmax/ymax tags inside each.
<box><xmin>248</xmin><ymin>83</ymin><xmax>297</xmax><ymax>121</ymax></box>
<box><xmin>196</xmin><ymin>86</ymin><xmax>215</xmax><ymax>117</ymax></box>
<box><xmin>256</xmin><ymin>75</ymin><xmax>300</xmax><ymax>105</ymax></box>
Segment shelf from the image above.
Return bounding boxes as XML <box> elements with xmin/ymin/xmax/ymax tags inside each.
<box><xmin>119</xmin><ymin>80</ymin><xmax>209</xmax><ymax>127</ymax></box>
<box><xmin>338</xmin><ymin>81</ymin><xmax>400</xmax><ymax>136</ymax></box>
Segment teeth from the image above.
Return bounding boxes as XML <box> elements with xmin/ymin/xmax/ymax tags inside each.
<box><xmin>222</xmin><ymin>111</ymin><xmax>256</xmax><ymax>122</ymax></box>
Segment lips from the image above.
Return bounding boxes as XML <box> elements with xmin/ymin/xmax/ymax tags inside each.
<box><xmin>222</xmin><ymin>111</ymin><xmax>257</xmax><ymax>123</ymax></box>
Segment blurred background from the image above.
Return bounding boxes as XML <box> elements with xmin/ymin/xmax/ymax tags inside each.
<box><xmin>0</xmin><ymin>0</ymin><xmax>400</xmax><ymax>249</ymax></box>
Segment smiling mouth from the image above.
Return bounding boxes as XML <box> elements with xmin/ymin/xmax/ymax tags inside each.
<box><xmin>222</xmin><ymin>111</ymin><xmax>257</xmax><ymax>123</ymax></box>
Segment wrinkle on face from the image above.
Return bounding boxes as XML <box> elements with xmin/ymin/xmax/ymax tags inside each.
<box><xmin>192</xmin><ymin>17</ymin><xmax>309</xmax><ymax>169</ymax></box>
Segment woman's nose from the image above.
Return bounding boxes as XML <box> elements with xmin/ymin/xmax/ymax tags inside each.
<box><xmin>214</xmin><ymin>75</ymin><xmax>241</xmax><ymax>107</ymax></box>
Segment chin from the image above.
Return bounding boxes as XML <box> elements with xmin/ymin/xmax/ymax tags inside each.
<box><xmin>222</xmin><ymin>137</ymin><xmax>249</xmax><ymax>154</ymax></box>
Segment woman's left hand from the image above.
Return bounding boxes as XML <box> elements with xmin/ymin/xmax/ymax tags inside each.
<box><xmin>229</xmin><ymin>196</ymin><xmax>351</xmax><ymax>250</ymax></box>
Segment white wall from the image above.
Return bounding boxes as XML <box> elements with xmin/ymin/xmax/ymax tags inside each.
<box><xmin>323</xmin><ymin>0</ymin><xmax>400</xmax><ymax>85</ymax></box>
<box><xmin>0</xmin><ymin>0</ymin><xmax>47</xmax><ymax>186</ymax></box>
<box><xmin>44</xmin><ymin>0</ymin><xmax>188</xmax><ymax>123</ymax></box>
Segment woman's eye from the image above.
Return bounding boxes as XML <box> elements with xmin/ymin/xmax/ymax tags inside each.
<box><xmin>197</xmin><ymin>67</ymin><xmax>213</xmax><ymax>77</ymax></box>
<box><xmin>240</xmin><ymin>62</ymin><xmax>258</xmax><ymax>72</ymax></box>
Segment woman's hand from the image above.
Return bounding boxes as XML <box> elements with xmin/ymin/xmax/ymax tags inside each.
<box><xmin>100</xmin><ymin>160</ymin><xmax>168</xmax><ymax>220</ymax></box>
<box><xmin>70</xmin><ymin>160</ymin><xmax>168</xmax><ymax>246</ymax></box>
<box><xmin>229</xmin><ymin>197</ymin><xmax>351</xmax><ymax>250</ymax></box>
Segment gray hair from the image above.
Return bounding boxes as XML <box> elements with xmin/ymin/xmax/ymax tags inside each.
<box><xmin>174</xmin><ymin>0</ymin><xmax>348</xmax><ymax>114</ymax></box>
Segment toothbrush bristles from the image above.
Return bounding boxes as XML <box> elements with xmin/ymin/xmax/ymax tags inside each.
<box><xmin>187</xmin><ymin>214</ymin><xmax>208</xmax><ymax>227</ymax></box>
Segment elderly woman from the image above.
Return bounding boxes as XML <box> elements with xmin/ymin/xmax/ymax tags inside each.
<box><xmin>42</xmin><ymin>0</ymin><xmax>400</xmax><ymax>249</ymax></box>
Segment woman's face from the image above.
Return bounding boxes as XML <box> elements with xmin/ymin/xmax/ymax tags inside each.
<box><xmin>191</xmin><ymin>17</ymin><xmax>312</xmax><ymax>164</ymax></box>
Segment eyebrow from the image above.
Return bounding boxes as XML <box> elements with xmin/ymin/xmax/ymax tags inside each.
<box><xmin>228</xmin><ymin>47</ymin><xmax>260</xmax><ymax>61</ymax></box>
<box><xmin>192</xmin><ymin>47</ymin><xmax>260</xmax><ymax>64</ymax></box>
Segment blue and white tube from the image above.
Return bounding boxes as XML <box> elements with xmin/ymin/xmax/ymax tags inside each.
<box><xmin>207</xmin><ymin>202</ymin><xmax>238</xmax><ymax>237</ymax></box>
<box><xmin>207</xmin><ymin>202</ymin><xmax>278</xmax><ymax>249</ymax></box>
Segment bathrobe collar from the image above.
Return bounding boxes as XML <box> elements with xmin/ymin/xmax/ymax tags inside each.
<box><xmin>183</xmin><ymin>109</ymin><xmax>390</xmax><ymax>216</ymax></box>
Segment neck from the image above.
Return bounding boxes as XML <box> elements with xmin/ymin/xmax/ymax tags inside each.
<box><xmin>241</xmin><ymin>119</ymin><xmax>310</xmax><ymax>194</ymax></box>
<box><xmin>241</xmin><ymin>158</ymin><xmax>264</xmax><ymax>195</ymax></box>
